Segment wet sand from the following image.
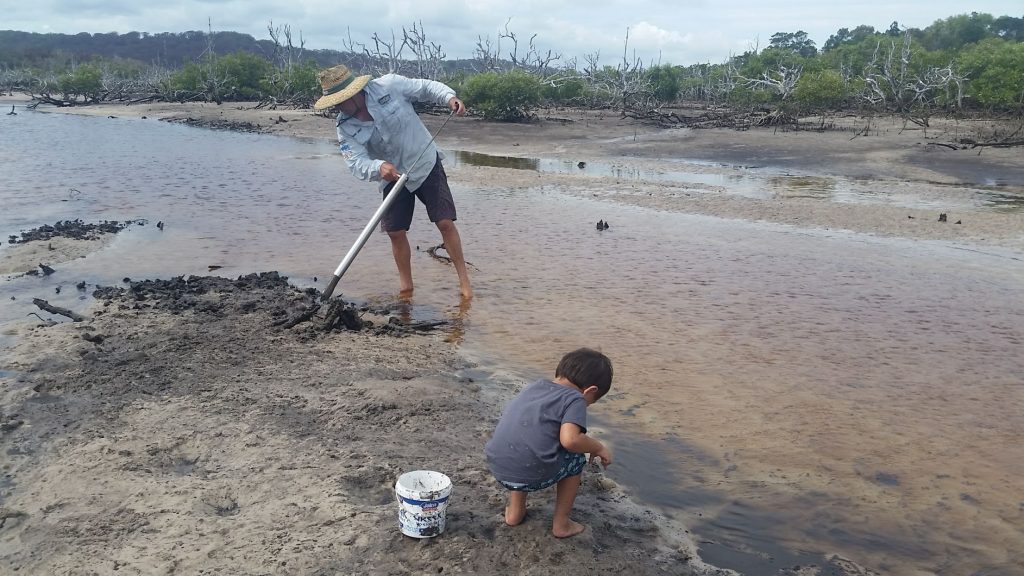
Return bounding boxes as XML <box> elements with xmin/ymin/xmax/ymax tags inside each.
<box><xmin>3</xmin><ymin>98</ymin><xmax>1023</xmax><ymax>575</ymax></box>
<box><xmin>1</xmin><ymin>274</ymin><xmax>724</xmax><ymax>575</ymax></box>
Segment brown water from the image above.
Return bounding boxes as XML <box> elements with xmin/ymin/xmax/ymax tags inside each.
<box><xmin>2</xmin><ymin>110</ymin><xmax>1023</xmax><ymax>574</ymax></box>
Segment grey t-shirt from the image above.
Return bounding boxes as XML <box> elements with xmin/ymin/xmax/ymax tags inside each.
<box><xmin>484</xmin><ymin>379</ymin><xmax>588</xmax><ymax>484</ymax></box>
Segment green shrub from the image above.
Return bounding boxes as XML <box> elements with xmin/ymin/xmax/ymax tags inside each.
<box><xmin>542</xmin><ymin>76</ymin><xmax>587</xmax><ymax>106</ymax></box>
<box><xmin>59</xmin><ymin>64</ymin><xmax>102</xmax><ymax>102</ymax></box>
<box><xmin>262</xmin><ymin>59</ymin><xmax>320</xmax><ymax>104</ymax></box>
<box><xmin>793</xmin><ymin>69</ymin><xmax>848</xmax><ymax>112</ymax></box>
<box><xmin>461</xmin><ymin>70</ymin><xmax>542</xmax><ymax>122</ymax></box>
<box><xmin>167</xmin><ymin>61</ymin><xmax>205</xmax><ymax>95</ymax></box>
<box><xmin>960</xmin><ymin>38</ymin><xmax>1024</xmax><ymax>111</ymax></box>
<box><xmin>646</xmin><ymin>65</ymin><xmax>681</xmax><ymax>103</ymax></box>
<box><xmin>727</xmin><ymin>85</ymin><xmax>776</xmax><ymax>108</ymax></box>
<box><xmin>216</xmin><ymin>52</ymin><xmax>273</xmax><ymax>100</ymax></box>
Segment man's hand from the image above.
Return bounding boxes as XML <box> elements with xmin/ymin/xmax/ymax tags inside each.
<box><xmin>379</xmin><ymin>162</ymin><xmax>401</xmax><ymax>182</ymax></box>
<box><xmin>448</xmin><ymin>97</ymin><xmax>466</xmax><ymax>117</ymax></box>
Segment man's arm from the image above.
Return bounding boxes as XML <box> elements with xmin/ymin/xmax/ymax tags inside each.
<box><xmin>389</xmin><ymin>74</ymin><xmax>458</xmax><ymax>108</ymax></box>
<box><xmin>336</xmin><ymin>123</ymin><xmax>384</xmax><ymax>182</ymax></box>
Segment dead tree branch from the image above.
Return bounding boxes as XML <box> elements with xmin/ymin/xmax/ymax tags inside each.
<box><xmin>32</xmin><ymin>298</ymin><xmax>86</xmax><ymax>322</ymax></box>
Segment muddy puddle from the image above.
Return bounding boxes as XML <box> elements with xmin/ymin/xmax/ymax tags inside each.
<box><xmin>450</xmin><ymin>149</ymin><xmax>1024</xmax><ymax>211</ymax></box>
<box><xmin>2</xmin><ymin>110</ymin><xmax>1023</xmax><ymax>575</ymax></box>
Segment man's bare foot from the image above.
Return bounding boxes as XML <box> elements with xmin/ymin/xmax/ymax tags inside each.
<box><xmin>504</xmin><ymin>503</ymin><xmax>526</xmax><ymax>526</ymax></box>
<box><xmin>552</xmin><ymin>519</ymin><xmax>586</xmax><ymax>538</ymax></box>
<box><xmin>398</xmin><ymin>287</ymin><xmax>414</xmax><ymax>300</ymax></box>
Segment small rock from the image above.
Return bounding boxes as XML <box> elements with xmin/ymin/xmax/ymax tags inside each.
<box><xmin>938</xmin><ymin>213</ymin><xmax>947</xmax><ymax>222</ymax></box>
<box><xmin>0</xmin><ymin>420</ymin><xmax>24</xmax><ymax>432</ymax></box>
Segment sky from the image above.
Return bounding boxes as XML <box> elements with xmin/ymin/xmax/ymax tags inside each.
<box><xmin>4</xmin><ymin>1</ymin><xmax>1022</xmax><ymax>66</ymax></box>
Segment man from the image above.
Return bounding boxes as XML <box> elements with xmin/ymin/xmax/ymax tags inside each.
<box><xmin>314</xmin><ymin>64</ymin><xmax>472</xmax><ymax>300</ymax></box>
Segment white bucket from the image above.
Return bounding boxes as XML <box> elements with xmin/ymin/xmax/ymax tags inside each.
<box><xmin>395</xmin><ymin>470</ymin><xmax>452</xmax><ymax>538</ymax></box>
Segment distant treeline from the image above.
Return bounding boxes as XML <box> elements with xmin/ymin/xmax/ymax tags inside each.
<box><xmin>0</xmin><ymin>29</ymin><xmax>346</xmax><ymax>68</ymax></box>
<box><xmin>0</xmin><ymin>12</ymin><xmax>1022</xmax><ymax>122</ymax></box>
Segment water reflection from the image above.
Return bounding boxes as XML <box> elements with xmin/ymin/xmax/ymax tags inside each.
<box><xmin>452</xmin><ymin>150</ymin><xmax>540</xmax><ymax>171</ymax></box>
<box><xmin>984</xmin><ymin>190</ymin><xmax>1024</xmax><ymax>211</ymax></box>
<box><xmin>449</xmin><ymin>148</ymin><xmax>1024</xmax><ymax>211</ymax></box>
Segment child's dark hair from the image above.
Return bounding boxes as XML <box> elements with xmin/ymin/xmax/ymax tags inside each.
<box><xmin>556</xmin><ymin>348</ymin><xmax>613</xmax><ymax>398</ymax></box>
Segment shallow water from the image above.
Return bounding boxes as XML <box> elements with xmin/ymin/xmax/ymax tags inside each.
<box><xmin>450</xmin><ymin>149</ymin><xmax>1024</xmax><ymax>212</ymax></box>
<box><xmin>2</xmin><ymin>109</ymin><xmax>1023</xmax><ymax>575</ymax></box>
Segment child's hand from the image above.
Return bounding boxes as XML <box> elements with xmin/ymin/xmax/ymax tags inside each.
<box><xmin>590</xmin><ymin>447</ymin><xmax>613</xmax><ymax>468</ymax></box>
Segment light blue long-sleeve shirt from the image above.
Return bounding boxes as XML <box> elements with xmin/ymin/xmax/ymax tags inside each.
<box><xmin>334</xmin><ymin>74</ymin><xmax>455</xmax><ymax>192</ymax></box>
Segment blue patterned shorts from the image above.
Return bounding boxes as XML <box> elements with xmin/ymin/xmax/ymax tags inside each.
<box><xmin>497</xmin><ymin>450</ymin><xmax>588</xmax><ymax>492</ymax></box>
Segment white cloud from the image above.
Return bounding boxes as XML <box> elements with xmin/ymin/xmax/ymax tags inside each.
<box><xmin>3</xmin><ymin>0</ymin><xmax>1022</xmax><ymax>66</ymax></box>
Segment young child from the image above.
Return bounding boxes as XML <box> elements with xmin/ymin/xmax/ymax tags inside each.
<box><xmin>484</xmin><ymin>348</ymin><xmax>614</xmax><ymax>538</ymax></box>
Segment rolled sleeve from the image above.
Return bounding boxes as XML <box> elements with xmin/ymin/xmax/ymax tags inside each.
<box><xmin>387</xmin><ymin>74</ymin><xmax>456</xmax><ymax>107</ymax></box>
<box><xmin>336</xmin><ymin>125</ymin><xmax>384</xmax><ymax>182</ymax></box>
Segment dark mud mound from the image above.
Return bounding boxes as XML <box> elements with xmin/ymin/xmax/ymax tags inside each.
<box><xmin>161</xmin><ymin>116</ymin><xmax>264</xmax><ymax>133</ymax></box>
<box><xmin>91</xmin><ymin>272</ymin><xmax>442</xmax><ymax>337</ymax></box>
<box><xmin>7</xmin><ymin>219</ymin><xmax>146</xmax><ymax>245</ymax></box>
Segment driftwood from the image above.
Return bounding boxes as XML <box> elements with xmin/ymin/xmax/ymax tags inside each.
<box><xmin>426</xmin><ymin>244</ymin><xmax>453</xmax><ymax>265</ymax></box>
<box><xmin>621</xmin><ymin>107</ymin><xmax>795</xmax><ymax>130</ymax></box>
<box><xmin>424</xmin><ymin>244</ymin><xmax>478</xmax><ymax>270</ymax></box>
<box><xmin>375</xmin><ymin>317</ymin><xmax>448</xmax><ymax>336</ymax></box>
<box><xmin>275</xmin><ymin>304</ymin><xmax>321</xmax><ymax>329</ymax></box>
<box><xmin>126</xmin><ymin>95</ymin><xmax>161</xmax><ymax>105</ymax></box>
<box><xmin>406</xmin><ymin>320</ymin><xmax>447</xmax><ymax>331</ymax></box>
<box><xmin>26</xmin><ymin>313</ymin><xmax>57</xmax><ymax>327</ymax></box>
<box><xmin>32</xmin><ymin>298</ymin><xmax>85</xmax><ymax>322</ymax></box>
<box><xmin>967</xmin><ymin>140</ymin><xmax>1024</xmax><ymax>148</ymax></box>
<box><xmin>928</xmin><ymin>138</ymin><xmax>1024</xmax><ymax>151</ymax></box>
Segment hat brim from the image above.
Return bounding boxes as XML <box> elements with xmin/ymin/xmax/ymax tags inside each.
<box><xmin>314</xmin><ymin>74</ymin><xmax>372</xmax><ymax>111</ymax></box>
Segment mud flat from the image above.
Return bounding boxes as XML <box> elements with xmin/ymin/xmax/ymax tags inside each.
<box><xmin>0</xmin><ymin>259</ymin><xmax>728</xmax><ymax>574</ymax></box>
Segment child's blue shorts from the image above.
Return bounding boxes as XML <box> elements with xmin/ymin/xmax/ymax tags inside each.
<box><xmin>497</xmin><ymin>450</ymin><xmax>588</xmax><ymax>492</ymax></box>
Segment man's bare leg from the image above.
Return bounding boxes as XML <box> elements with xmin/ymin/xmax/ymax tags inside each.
<box><xmin>387</xmin><ymin>230</ymin><xmax>414</xmax><ymax>296</ymax></box>
<box><xmin>435</xmin><ymin>219</ymin><xmax>472</xmax><ymax>299</ymax></box>
<box><xmin>551</xmin><ymin>475</ymin><xmax>585</xmax><ymax>538</ymax></box>
<box><xmin>505</xmin><ymin>491</ymin><xmax>527</xmax><ymax>526</ymax></box>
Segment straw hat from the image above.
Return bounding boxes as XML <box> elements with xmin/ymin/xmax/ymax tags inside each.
<box><xmin>314</xmin><ymin>64</ymin><xmax>372</xmax><ymax>111</ymax></box>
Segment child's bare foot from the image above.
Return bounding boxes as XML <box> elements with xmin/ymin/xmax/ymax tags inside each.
<box><xmin>552</xmin><ymin>519</ymin><xmax>586</xmax><ymax>538</ymax></box>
